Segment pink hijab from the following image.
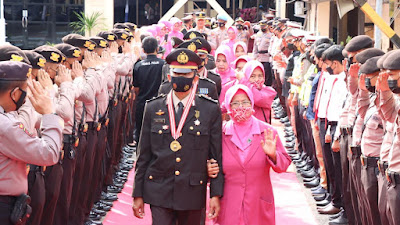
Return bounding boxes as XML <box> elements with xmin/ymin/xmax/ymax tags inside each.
<box><xmin>215</xmin><ymin>45</ymin><xmax>236</xmax><ymax>85</ymax></box>
<box><xmin>242</xmin><ymin>60</ymin><xmax>265</xmax><ymax>83</ymax></box>
<box><xmin>159</xmin><ymin>20</ymin><xmax>172</xmax><ymax>32</ymax></box>
<box><xmin>234</xmin><ymin>41</ymin><xmax>248</xmax><ymax>55</ymax></box>
<box><xmin>221</xmin><ymin>27</ymin><xmax>238</xmax><ymax>55</ymax></box>
<box><xmin>233</xmin><ymin>55</ymin><xmax>252</xmax><ymax>69</ymax></box>
<box><xmin>224</xmin><ymin>84</ymin><xmax>258</xmax><ymax>151</ymax></box>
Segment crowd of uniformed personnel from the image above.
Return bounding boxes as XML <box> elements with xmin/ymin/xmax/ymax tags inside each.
<box><xmin>0</xmin><ymin>23</ymin><xmax>138</xmax><ymax>225</ymax></box>
<box><xmin>1</xmin><ymin>7</ymin><xmax>400</xmax><ymax>225</ymax></box>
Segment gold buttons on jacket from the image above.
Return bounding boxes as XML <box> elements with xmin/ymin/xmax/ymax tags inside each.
<box><xmin>176</xmin><ymin>157</ymin><xmax>181</xmax><ymax>163</ymax></box>
<box><xmin>197</xmin><ymin>131</ymin><xmax>201</xmax><ymax>136</ymax></box>
<box><xmin>149</xmin><ymin>175</ymin><xmax>153</xmax><ymax>180</ymax></box>
<box><xmin>175</xmin><ymin>171</ymin><xmax>180</xmax><ymax>176</ymax></box>
<box><xmin>190</xmin><ymin>126</ymin><xmax>194</xmax><ymax>130</ymax></box>
<box><xmin>200</xmin><ymin>180</ymin><xmax>203</xmax><ymax>184</ymax></box>
<box><xmin>158</xmin><ymin>130</ymin><xmax>162</xmax><ymax>134</ymax></box>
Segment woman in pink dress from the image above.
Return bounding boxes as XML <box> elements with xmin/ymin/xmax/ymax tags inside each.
<box><xmin>214</xmin><ymin>45</ymin><xmax>236</xmax><ymax>99</ymax></box>
<box><xmin>221</xmin><ymin>26</ymin><xmax>238</xmax><ymax>53</ymax></box>
<box><xmin>238</xmin><ymin>60</ymin><xmax>277</xmax><ymax>123</ymax></box>
<box><xmin>213</xmin><ymin>84</ymin><xmax>291</xmax><ymax>225</ymax></box>
<box><xmin>164</xmin><ymin>17</ymin><xmax>184</xmax><ymax>56</ymax></box>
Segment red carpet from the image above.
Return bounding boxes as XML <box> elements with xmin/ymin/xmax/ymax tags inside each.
<box><xmin>103</xmin><ymin>119</ymin><xmax>318</xmax><ymax>225</ymax></box>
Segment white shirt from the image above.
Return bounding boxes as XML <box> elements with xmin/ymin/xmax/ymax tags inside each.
<box><xmin>326</xmin><ymin>72</ymin><xmax>347</xmax><ymax>122</ymax></box>
<box><xmin>317</xmin><ymin>71</ymin><xmax>334</xmax><ymax>119</ymax></box>
<box><xmin>172</xmin><ymin>91</ymin><xmax>191</xmax><ymax>113</ymax></box>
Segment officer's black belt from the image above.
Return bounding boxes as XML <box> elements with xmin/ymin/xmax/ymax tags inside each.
<box><xmin>378</xmin><ymin>160</ymin><xmax>388</xmax><ymax>175</ymax></box>
<box><xmin>258</xmin><ymin>50</ymin><xmax>269</xmax><ymax>54</ymax></box>
<box><xmin>63</xmin><ymin>134</ymin><xmax>75</xmax><ymax>144</ymax></box>
<box><xmin>86</xmin><ymin>121</ymin><xmax>98</xmax><ymax>130</ymax></box>
<box><xmin>340</xmin><ymin>127</ymin><xmax>349</xmax><ymax>136</ymax></box>
<box><xmin>29</xmin><ymin>164</ymin><xmax>43</xmax><ymax>173</ymax></box>
<box><xmin>387</xmin><ymin>170</ymin><xmax>400</xmax><ymax>185</ymax></box>
<box><xmin>350</xmin><ymin>145</ymin><xmax>362</xmax><ymax>157</ymax></box>
<box><xmin>360</xmin><ymin>155</ymin><xmax>379</xmax><ymax>168</ymax></box>
<box><xmin>0</xmin><ymin>196</ymin><xmax>16</xmax><ymax>204</ymax></box>
<box><xmin>328</xmin><ymin>121</ymin><xmax>338</xmax><ymax>126</ymax></box>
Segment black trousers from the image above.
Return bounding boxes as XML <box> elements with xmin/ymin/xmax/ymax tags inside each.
<box><xmin>69</xmin><ymin>133</ymin><xmax>87</xmax><ymax>225</ymax></box>
<box><xmin>41</xmin><ymin>162</ymin><xmax>64</xmax><ymax>225</ymax></box>
<box><xmin>150</xmin><ymin>205</ymin><xmax>202</xmax><ymax>225</ymax></box>
<box><xmin>300</xmin><ymin>106</ymin><xmax>318</xmax><ymax>169</ymax></box>
<box><xmin>339</xmin><ymin>133</ymin><xmax>359</xmax><ymax>225</ymax></box>
<box><xmin>90</xmin><ymin>125</ymin><xmax>108</xmax><ymax>205</ymax></box>
<box><xmin>377</xmin><ymin>171</ymin><xmax>390</xmax><ymax>225</ymax></box>
<box><xmin>317</xmin><ymin>119</ymin><xmax>343</xmax><ymax>208</ymax></box>
<box><xmin>78</xmin><ymin>126</ymin><xmax>98</xmax><ymax>223</ymax></box>
<box><xmin>53</xmin><ymin>141</ymin><xmax>77</xmax><ymax>225</ymax></box>
<box><xmin>27</xmin><ymin>168</ymin><xmax>45</xmax><ymax>225</ymax></box>
<box><xmin>0</xmin><ymin>198</ymin><xmax>14</xmax><ymax>225</ymax></box>
<box><xmin>361</xmin><ymin>163</ymin><xmax>381</xmax><ymax>225</ymax></box>
<box><xmin>262</xmin><ymin>62</ymin><xmax>273</xmax><ymax>86</ymax></box>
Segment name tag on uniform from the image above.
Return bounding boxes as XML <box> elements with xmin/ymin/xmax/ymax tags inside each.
<box><xmin>154</xmin><ymin>118</ymin><xmax>165</xmax><ymax>123</ymax></box>
<box><xmin>199</xmin><ymin>88</ymin><xmax>209</xmax><ymax>95</ymax></box>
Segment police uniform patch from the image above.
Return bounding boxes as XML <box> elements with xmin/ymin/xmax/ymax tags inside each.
<box><xmin>199</xmin><ymin>88</ymin><xmax>209</xmax><ymax>95</ymax></box>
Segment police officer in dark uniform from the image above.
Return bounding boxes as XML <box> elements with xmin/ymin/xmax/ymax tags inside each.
<box><xmin>158</xmin><ymin>39</ymin><xmax>219</xmax><ymax>100</ymax></box>
<box><xmin>133</xmin><ymin>36</ymin><xmax>165</xmax><ymax>143</ymax></box>
<box><xmin>132</xmin><ymin>49</ymin><xmax>224</xmax><ymax>225</ymax></box>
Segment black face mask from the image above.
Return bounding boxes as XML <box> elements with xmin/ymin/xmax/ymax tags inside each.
<box><xmin>10</xmin><ymin>87</ymin><xmax>27</xmax><ymax>111</ymax></box>
<box><xmin>326</xmin><ymin>67</ymin><xmax>334</xmax><ymax>75</ymax></box>
<box><xmin>388</xmin><ymin>80</ymin><xmax>400</xmax><ymax>94</ymax></box>
<box><xmin>287</xmin><ymin>43</ymin><xmax>296</xmax><ymax>51</ymax></box>
<box><xmin>261</xmin><ymin>28</ymin><xmax>267</xmax><ymax>32</ymax></box>
<box><xmin>364</xmin><ymin>77</ymin><xmax>376</xmax><ymax>93</ymax></box>
<box><xmin>198</xmin><ymin>58</ymin><xmax>206</xmax><ymax>69</ymax></box>
<box><xmin>171</xmin><ymin>75</ymin><xmax>195</xmax><ymax>92</ymax></box>
<box><xmin>218</xmin><ymin>22</ymin><xmax>225</xmax><ymax>28</ymax></box>
<box><xmin>236</xmin><ymin>25</ymin><xmax>243</xmax><ymax>30</ymax></box>
<box><xmin>310</xmin><ymin>56</ymin><xmax>315</xmax><ymax>64</ymax></box>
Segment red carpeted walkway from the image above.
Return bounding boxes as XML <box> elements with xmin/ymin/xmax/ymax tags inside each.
<box><xmin>103</xmin><ymin>119</ymin><xmax>318</xmax><ymax>225</ymax></box>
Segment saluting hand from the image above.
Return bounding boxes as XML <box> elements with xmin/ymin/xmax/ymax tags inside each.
<box><xmin>28</xmin><ymin>80</ymin><xmax>54</xmax><ymax>115</ymax></box>
<box><xmin>358</xmin><ymin>74</ymin><xmax>368</xmax><ymax>91</ymax></box>
<box><xmin>54</xmin><ymin>65</ymin><xmax>72</xmax><ymax>86</ymax></box>
<box><xmin>109</xmin><ymin>42</ymin><xmax>119</xmax><ymax>54</ymax></box>
<box><xmin>71</xmin><ymin>61</ymin><xmax>84</xmax><ymax>79</ymax></box>
<box><xmin>123</xmin><ymin>42</ymin><xmax>132</xmax><ymax>54</ymax></box>
<box><xmin>348</xmin><ymin>63</ymin><xmax>360</xmax><ymax>78</ymax></box>
<box><xmin>378</xmin><ymin>72</ymin><xmax>391</xmax><ymax>92</ymax></box>
<box><xmin>132</xmin><ymin>197</ymin><xmax>145</xmax><ymax>219</ymax></box>
<box><xmin>261</xmin><ymin>128</ymin><xmax>277</xmax><ymax>163</ymax></box>
<box><xmin>37</xmin><ymin>69</ymin><xmax>53</xmax><ymax>90</ymax></box>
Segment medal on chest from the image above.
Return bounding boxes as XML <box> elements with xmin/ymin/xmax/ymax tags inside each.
<box><xmin>167</xmin><ymin>80</ymin><xmax>199</xmax><ymax>152</ymax></box>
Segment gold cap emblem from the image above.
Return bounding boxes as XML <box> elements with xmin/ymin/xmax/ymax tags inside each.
<box><xmin>121</xmin><ymin>33</ymin><xmax>128</xmax><ymax>40</ymax></box>
<box><xmin>26</xmin><ymin>68</ymin><xmax>32</xmax><ymax>78</ymax></box>
<box><xmin>107</xmin><ymin>34</ymin><xmax>115</xmax><ymax>41</ymax></box>
<box><xmin>73</xmin><ymin>49</ymin><xmax>81</xmax><ymax>58</ymax></box>
<box><xmin>10</xmin><ymin>54</ymin><xmax>23</xmax><ymax>62</ymax></box>
<box><xmin>84</xmin><ymin>41</ymin><xmax>91</xmax><ymax>48</ymax></box>
<box><xmin>88</xmin><ymin>44</ymin><xmax>96</xmax><ymax>51</ymax></box>
<box><xmin>189</xmin><ymin>32</ymin><xmax>196</xmax><ymax>39</ymax></box>
<box><xmin>188</xmin><ymin>42</ymin><xmax>197</xmax><ymax>52</ymax></box>
<box><xmin>37</xmin><ymin>58</ymin><xmax>46</xmax><ymax>68</ymax></box>
<box><xmin>100</xmin><ymin>40</ymin><xmax>107</xmax><ymax>48</ymax></box>
<box><xmin>177</xmin><ymin>52</ymin><xmax>189</xmax><ymax>64</ymax></box>
<box><xmin>50</xmin><ymin>52</ymin><xmax>60</xmax><ymax>62</ymax></box>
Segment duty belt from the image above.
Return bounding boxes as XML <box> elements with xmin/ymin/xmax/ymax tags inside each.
<box><xmin>378</xmin><ymin>160</ymin><xmax>388</xmax><ymax>175</ymax></box>
<box><xmin>0</xmin><ymin>196</ymin><xmax>16</xmax><ymax>204</ymax></box>
<box><xmin>350</xmin><ymin>145</ymin><xmax>362</xmax><ymax>157</ymax></box>
<box><xmin>340</xmin><ymin>127</ymin><xmax>349</xmax><ymax>136</ymax></box>
<box><xmin>360</xmin><ymin>155</ymin><xmax>379</xmax><ymax>168</ymax></box>
<box><xmin>386</xmin><ymin>170</ymin><xmax>400</xmax><ymax>186</ymax></box>
<box><xmin>258</xmin><ymin>50</ymin><xmax>269</xmax><ymax>54</ymax></box>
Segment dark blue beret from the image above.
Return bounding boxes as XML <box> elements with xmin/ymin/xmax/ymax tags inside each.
<box><xmin>0</xmin><ymin>61</ymin><xmax>32</xmax><ymax>81</ymax></box>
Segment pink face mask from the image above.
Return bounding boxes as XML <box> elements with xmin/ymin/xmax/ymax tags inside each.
<box><xmin>230</xmin><ymin>106</ymin><xmax>253</xmax><ymax>123</ymax></box>
<box><xmin>253</xmin><ymin>79</ymin><xmax>264</xmax><ymax>90</ymax></box>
